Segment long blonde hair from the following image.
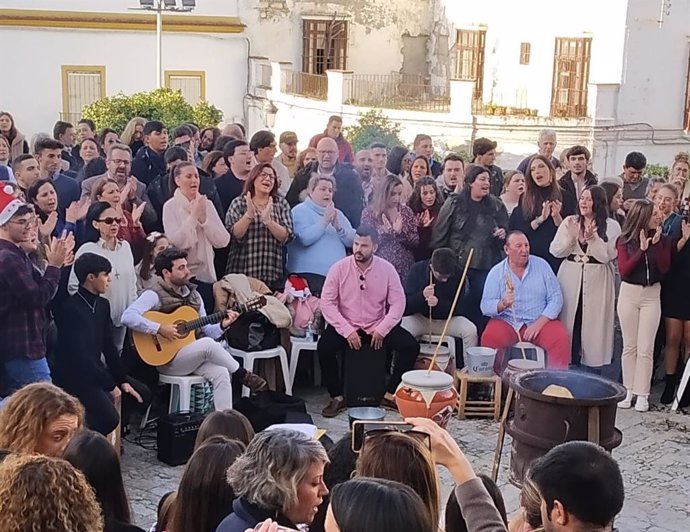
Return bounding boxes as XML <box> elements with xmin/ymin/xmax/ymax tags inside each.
<box><xmin>370</xmin><ymin>175</ymin><xmax>404</xmax><ymax>222</ymax></box>
<box><xmin>0</xmin><ymin>383</ymin><xmax>84</xmax><ymax>454</ymax></box>
<box><xmin>120</xmin><ymin>117</ymin><xmax>147</xmax><ymax>146</ymax></box>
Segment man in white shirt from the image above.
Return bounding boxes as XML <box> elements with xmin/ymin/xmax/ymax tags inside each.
<box><xmin>121</xmin><ymin>247</ymin><xmax>267</xmax><ymax>410</ymax></box>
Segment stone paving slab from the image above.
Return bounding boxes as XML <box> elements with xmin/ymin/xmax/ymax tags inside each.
<box><xmin>122</xmin><ymin>386</ymin><xmax>690</xmax><ymax>531</ymax></box>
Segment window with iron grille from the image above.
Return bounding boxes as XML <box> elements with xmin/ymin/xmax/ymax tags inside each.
<box><xmin>520</xmin><ymin>42</ymin><xmax>531</xmax><ymax>65</ymax></box>
<box><xmin>455</xmin><ymin>29</ymin><xmax>486</xmax><ymax>106</ymax></box>
<box><xmin>165</xmin><ymin>71</ymin><xmax>206</xmax><ymax>105</ymax></box>
<box><xmin>61</xmin><ymin>65</ymin><xmax>105</xmax><ymax>123</ymax></box>
<box><xmin>302</xmin><ymin>19</ymin><xmax>348</xmax><ymax>75</ymax></box>
<box><xmin>550</xmin><ymin>37</ymin><xmax>591</xmax><ymax>118</ymax></box>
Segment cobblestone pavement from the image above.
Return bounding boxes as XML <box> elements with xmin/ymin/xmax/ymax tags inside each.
<box><xmin>123</xmin><ymin>386</ymin><xmax>690</xmax><ymax>532</ymax></box>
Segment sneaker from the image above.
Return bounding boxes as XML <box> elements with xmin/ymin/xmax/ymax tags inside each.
<box><xmin>635</xmin><ymin>395</ymin><xmax>649</xmax><ymax>412</ymax></box>
<box><xmin>618</xmin><ymin>390</ymin><xmax>633</xmax><ymax>409</ymax></box>
<box><xmin>321</xmin><ymin>397</ymin><xmax>346</xmax><ymax>418</ymax></box>
<box><xmin>242</xmin><ymin>371</ymin><xmax>268</xmax><ymax>393</ymax></box>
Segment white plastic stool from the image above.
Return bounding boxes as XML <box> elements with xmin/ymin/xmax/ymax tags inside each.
<box><xmin>420</xmin><ymin>334</ymin><xmax>457</xmax><ymax>362</ymax></box>
<box><xmin>508</xmin><ymin>342</ymin><xmax>546</xmax><ymax>367</ymax></box>
<box><xmin>289</xmin><ymin>336</ymin><xmax>321</xmax><ymax>387</ymax></box>
<box><xmin>671</xmin><ymin>359</ymin><xmax>690</xmax><ymax>411</ymax></box>
<box><xmin>158</xmin><ymin>374</ymin><xmax>209</xmax><ymax>413</ymax></box>
<box><xmin>226</xmin><ymin>345</ymin><xmax>292</xmax><ymax>397</ymax></box>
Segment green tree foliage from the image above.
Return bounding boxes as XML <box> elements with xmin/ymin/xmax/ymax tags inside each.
<box><xmin>343</xmin><ymin>109</ymin><xmax>404</xmax><ymax>152</ymax></box>
<box><xmin>646</xmin><ymin>163</ymin><xmax>669</xmax><ymax>179</ymax></box>
<box><xmin>82</xmin><ymin>88</ymin><xmax>223</xmax><ymax>132</ymax></box>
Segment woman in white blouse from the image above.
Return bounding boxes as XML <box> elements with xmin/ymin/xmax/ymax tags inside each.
<box><xmin>162</xmin><ymin>161</ymin><xmax>230</xmax><ymax>311</ymax></box>
<box><xmin>550</xmin><ymin>185</ymin><xmax>621</xmax><ymax>371</ymax></box>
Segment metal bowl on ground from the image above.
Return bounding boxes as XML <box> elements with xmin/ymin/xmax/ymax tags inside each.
<box><xmin>347</xmin><ymin>406</ymin><xmax>386</xmax><ymax>428</ymax></box>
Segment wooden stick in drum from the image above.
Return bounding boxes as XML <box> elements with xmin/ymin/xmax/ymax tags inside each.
<box><xmin>427</xmin><ymin>248</ymin><xmax>474</xmax><ymax>373</ymax></box>
<box><xmin>505</xmin><ymin>271</ymin><xmax>527</xmax><ymax>361</ymax></box>
<box><xmin>428</xmin><ymin>269</ymin><xmax>433</xmax><ymax>347</ymax></box>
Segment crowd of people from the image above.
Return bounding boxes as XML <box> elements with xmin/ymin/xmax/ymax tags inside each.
<box><xmin>0</xmin><ymin>108</ymin><xmax>686</xmax><ymax>530</ymax></box>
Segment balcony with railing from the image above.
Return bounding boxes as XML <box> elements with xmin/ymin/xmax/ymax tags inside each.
<box><xmin>281</xmin><ymin>70</ymin><xmax>327</xmax><ymax>100</ymax></box>
<box><xmin>345</xmin><ymin>73</ymin><xmax>450</xmax><ymax>113</ymax></box>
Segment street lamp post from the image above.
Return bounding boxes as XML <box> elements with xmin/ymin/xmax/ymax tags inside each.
<box><xmin>133</xmin><ymin>0</ymin><xmax>195</xmax><ymax>88</ymax></box>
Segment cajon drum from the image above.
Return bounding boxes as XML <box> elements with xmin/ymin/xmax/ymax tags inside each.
<box><xmin>343</xmin><ymin>343</ymin><xmax>387</xmax><ymax>407</ymax></box>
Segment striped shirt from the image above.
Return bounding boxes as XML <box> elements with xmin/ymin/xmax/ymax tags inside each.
<box><xmin>480</xmin><ymin>255</ymin><xmax>563</xmax><ymax>330</ymax></box>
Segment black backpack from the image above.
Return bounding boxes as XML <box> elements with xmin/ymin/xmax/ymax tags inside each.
<box><xmin>225</xmin><ymin>311</ymin><xmax>280</xmax><ymax>352</ymax></box>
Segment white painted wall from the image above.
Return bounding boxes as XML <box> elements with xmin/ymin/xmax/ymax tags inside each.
<box><xmin>0</xmin><ymin>26</ymin><xmax>246</xmax><ymax>138</ymax></box>
<box><xmin>440</xmin><ymin>0</ymin><xmax>629</xmax><ymax>115</ymax></box>
<box><xmin>0</xmin><ymin>0</ymin><xmax>239</xmax><ymax>16</ymax></box>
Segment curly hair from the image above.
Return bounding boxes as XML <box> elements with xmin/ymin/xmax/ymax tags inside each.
<box><xmin>0</xmin><ymin>454</ymin><xmax>104</xmax><ymax>532</ymax></box>
<box><xmin>226</xmin><ymin>429</ymin><xmax>328</xmax><ymax>513</ymax></box>
<box><xmin>0</xmin><ymin>383</ymin><xmax>84</xmax><ymax>455</ymax></box>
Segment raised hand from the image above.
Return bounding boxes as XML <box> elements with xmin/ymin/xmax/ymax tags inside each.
<box><xmin>38</xmin><ymin>211</ymin><xmax>59</xmax><ymax>238</ymax></box>
<box><xmin>540</xmin><ymin>200</ymin><xmax>551</xmax><ymax>221</ymax></box>
<box><xmin>639</xmin><ymin>229</ymin><xmax>651</xmax><ymax>251</ymax></box>
<box><xmin>191</xmin><ymin>195</ymin><xmax>207</xmax><ymax>224</ymax></box>
<box><xmin>245</xmin><ymin>192</ymin><xmax>257</xmax><ymax>219</ymax></box>
<box><xmin>131</xmin><ymin>201</ymin><xmax>147</xmax><ymax>227</ymax></box>
<box><xmin>651</xmin><ymin>225</ymin><xmax>662</xmax><ymax>245</ymax></box>
<box><xmin>583</xmin><ymin>220</ymin><xmax>596</xmax><ymax>241</ymax></box>
<box><xmin>260</xmin><ymin>197</ymin><xmax>274</xmax><ymax>226</ymax></box>
<box><xmin>418</xmin><ymin>209</ymin><xmax>433</xmax><ymax>228</ymax></box>
<box><xmin>392</xmin><ymin>213</ymin><xmax>403</xmax><ymax>233</ymax></box>
<box><xmin>119</xmin><ymin>180</ymin><xmax>134</xmax><ymax>203</ymax></box>
<box><xmin>45</xmin><ymin>236</ymin><xmax>70</xmax><ymax>268</ymax></box>
<box><xmin>381</xmin><ymin>213</ymin><xmax>393</xmax><ymax>232</ymax></box>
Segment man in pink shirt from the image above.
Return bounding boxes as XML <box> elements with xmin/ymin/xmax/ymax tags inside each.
<box><xmin>318</xmin><ymin>225</ymin><xmax>420</xmax><ymax>417</ymax></box>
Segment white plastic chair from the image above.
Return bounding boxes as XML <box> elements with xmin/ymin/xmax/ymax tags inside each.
<box><xmin>158</xmin><ymin>374</ymin><xmax>210</xmax><ymax>413</ymax></box>
<box><xmin>289</xmin><ymin>336</ymin><xmax>321</xmax><ymax>387</ymax></box>
<box><xmin>419</xmin><ymin>334</ymin><xmax>457</xmax><ymax>362</ymax></box>
<box><xmin>225</xmin><ymin>345</ymin><xmax>292</xmax><ymax>397</ymax></box>
<box><xmin>507</xmin><ymin>341</ymin><xmax>546</xmax><ymax>367</ymax></box>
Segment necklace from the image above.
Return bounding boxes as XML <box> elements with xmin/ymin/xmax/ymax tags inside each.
<box><xmin>77</xmin><ymin>292</ymin><xmax>97</xmax><ymax>314</ymax></box>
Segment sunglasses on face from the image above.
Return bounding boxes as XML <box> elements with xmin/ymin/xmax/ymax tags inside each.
<box><xmin>98</xmin><ymin>217</ymin><xmax>122</xmax><ymax>225</ymax></box>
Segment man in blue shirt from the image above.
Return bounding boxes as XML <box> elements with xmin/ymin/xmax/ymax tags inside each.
<box><xmin>480</xmin><ymin>231</ymin><xmax>570</xmax><ymax>370</ymax></box>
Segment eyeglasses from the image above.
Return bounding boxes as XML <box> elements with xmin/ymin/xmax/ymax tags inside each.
<box><xmin>110</xmin><ymin>159</ymin><xmax>131</xmax><ymax>166</ymax></box>
<box><xmin>97</xmin><ymin>217</ymin><xmax>122</xmax><ymax>225</ymax></box>
<box><xmin>359</xmin><ymin>274</ymin><xmax>365</xmax><ymax>290</ymax></box>
<box><xmin>8</xmin><ymin>217</ymin><xmax>33</xmax><ymax>227</ymax></box>
<box><xmin>259</xmin><ymin>171</ymin><xmax>276</xmax><ymax>181</ymax></box>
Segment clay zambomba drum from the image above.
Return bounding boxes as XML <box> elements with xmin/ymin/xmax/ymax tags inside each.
<box><xmin>395</xmin><ymin>370</ymin><xmax>457</xmax><ymax>428</ymax></box>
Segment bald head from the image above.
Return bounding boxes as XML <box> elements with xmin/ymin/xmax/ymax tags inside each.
<box><xmin>355</xmin><ymin>149</ymin><xmax>373</xmax><ymax>180</ymax></box>
<box><xmin>222</xmin><ymin>124</ymin><xmax>244</xmax><ymax>140</ymax></box>
<box><xmin>317</xmin><ymin>137</ymin><xmax>339</xmax><ymax>172</ymax></box>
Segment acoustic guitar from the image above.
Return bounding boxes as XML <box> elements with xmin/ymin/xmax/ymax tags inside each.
<box><xmin>133</xmin><ymin>296</ymin><xmax>267</xmax><ymax>366</ymax></box>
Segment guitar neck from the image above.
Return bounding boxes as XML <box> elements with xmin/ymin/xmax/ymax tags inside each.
<box><xmin>181</xmin><ymin>311</ymin><xmax>226</xmax><ymax>333</ymax></box>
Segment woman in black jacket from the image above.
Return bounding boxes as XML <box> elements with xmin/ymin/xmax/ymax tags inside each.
<box><xmin>431</xmin><ymin>165</ymin><xmax>509</xmax><ymax>323</ymax></box>
<box><xmin>509</xmin><ymin>154</ymin><xmax>576</xmax><ymax>272</ymax></box>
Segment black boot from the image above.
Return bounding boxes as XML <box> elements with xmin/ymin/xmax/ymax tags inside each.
<box><xmin>660</xmin><ymin>373</ymin><xmax>679</xmax><ymax>405</ymax></box>
<box><xmin>679</xmin><ymin>377</ymin><xmax>690</xmax><ymax>408</ymax></box>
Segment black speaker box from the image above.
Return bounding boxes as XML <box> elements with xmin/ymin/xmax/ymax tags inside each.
<box><xmin>157</xmin><ymin>412</ymin><xmax>205</xmax><ymax>466</ymax></box>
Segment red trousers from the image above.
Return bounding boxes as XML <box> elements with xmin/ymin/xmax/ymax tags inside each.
<box><xmin>480</xmin><ymin>319</ymin><xmax>571</xmax><ymax>371</ymax></box>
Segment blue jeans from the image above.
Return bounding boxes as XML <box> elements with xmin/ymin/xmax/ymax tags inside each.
<box><xmin>4</xmin><ymin>357</ymin><xmax>52</xmax><ymax>393</ymax></box>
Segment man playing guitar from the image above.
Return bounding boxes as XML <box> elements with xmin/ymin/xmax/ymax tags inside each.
<box><xmin>121</xmin><ymin>247</ymin><xmax>267</xmax><ymax>410</ymax></box>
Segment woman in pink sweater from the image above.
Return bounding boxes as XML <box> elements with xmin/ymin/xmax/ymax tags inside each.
<box><xmin>163</xmin><ymin>161</ymin><xmax>230</xmax><ymax>310</ymax></box>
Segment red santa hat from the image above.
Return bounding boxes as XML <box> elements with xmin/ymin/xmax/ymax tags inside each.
<box><xmin>0</xmin><ymin>184</ymin><xmax>24</xmax><ymax>226</ymax></box>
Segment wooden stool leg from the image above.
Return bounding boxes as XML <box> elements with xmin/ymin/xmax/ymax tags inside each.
<box><xmin>493</xmin><ymin>378</ymin><xmax>502</xmax><ymax>421</ymax></box>
<box><xmin>458</xmin><ymin>378</ymin><xmax>468</xmax><ymax>419</ymax></box>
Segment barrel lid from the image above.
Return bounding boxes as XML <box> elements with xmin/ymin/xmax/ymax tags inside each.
<box><xmin>401</xmin><ymin>370</ymin><xmax>453</xmax><ymax>390</ymax></box>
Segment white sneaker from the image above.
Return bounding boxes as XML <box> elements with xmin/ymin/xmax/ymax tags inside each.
<box><xmin>635</xmin><ymin>395</ymin><xmax>649</xmax><ymax>412</ymax></box>
<box><xmin>618</xmin><ymin>390</ymin><xmax>633</xmax><ymax>409</ymax></box>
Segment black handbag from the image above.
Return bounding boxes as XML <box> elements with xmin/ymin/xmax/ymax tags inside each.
<box><xmin>234</xmin><ymin>390</ymin><xmax>313</xmax><ymax>431</ymax></box>
<box><xmin>225</xmin><ymin>311</ymin><xmax>281</xmax><ymax>352</ymax></box>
